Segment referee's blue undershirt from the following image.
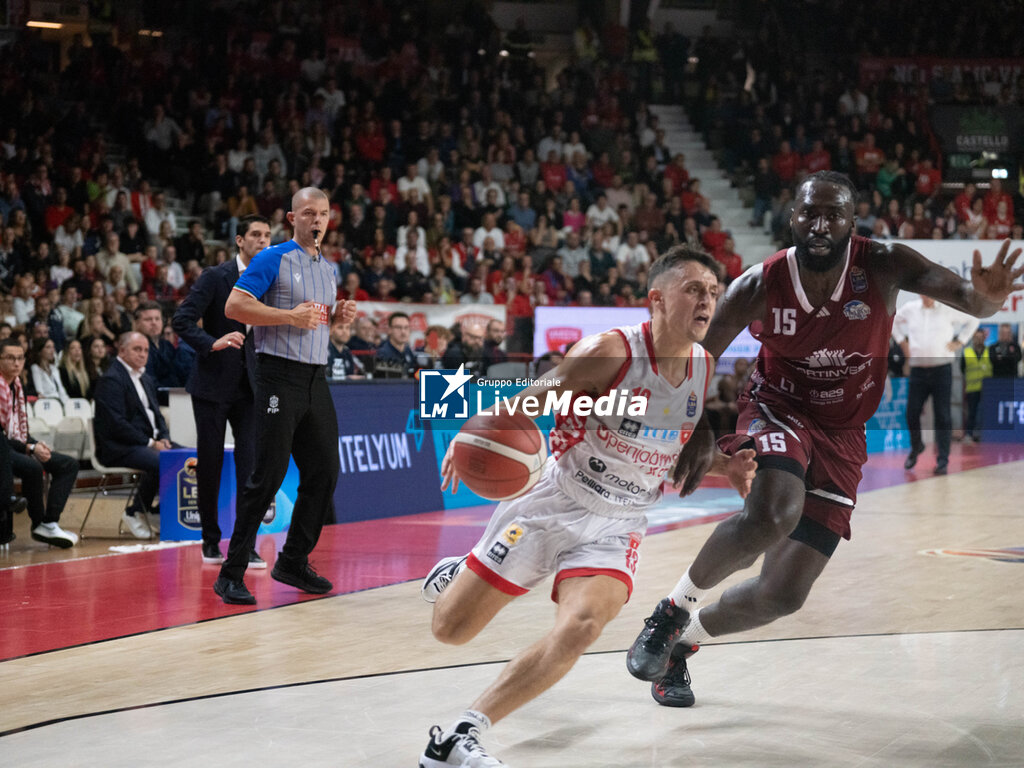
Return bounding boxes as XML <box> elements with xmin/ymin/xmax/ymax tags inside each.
<box><xmin>233</xmin><ymin>239</ymin><xmax>336</xmax><ymax>365</ymax></box>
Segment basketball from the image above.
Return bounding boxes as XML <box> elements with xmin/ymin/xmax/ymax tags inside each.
<box><xmin>450</xmin><ymin>411</ymin><xmax>548</xmax><ymax>500</ymax></box>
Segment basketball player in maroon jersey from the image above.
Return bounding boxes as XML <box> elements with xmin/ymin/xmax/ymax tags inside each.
<box><xmin>627</xmin><ymin>171</ymin><xmax>1024</xmax><ymax>707</ymax></box>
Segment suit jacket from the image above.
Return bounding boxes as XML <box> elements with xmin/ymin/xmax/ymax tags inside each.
<box><xmin>172</xmin><ymin>260</ymin><xmax>254</xmax><ymax>402</ymax></box>
<box><xmin>93</xmin><ymin>360</ymin><xmax>170</xmax><ymax>465</ymax></box>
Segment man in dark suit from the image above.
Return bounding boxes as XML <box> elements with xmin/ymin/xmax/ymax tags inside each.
<box><xmin>172</xmin><ymin>215</ymin><xmax>271</xmax><ymax>566</ymax></box>
<box><xmin>93</xmin><ymin>331</ymin><xmax>178</xmax><ymax>539</ymax></box>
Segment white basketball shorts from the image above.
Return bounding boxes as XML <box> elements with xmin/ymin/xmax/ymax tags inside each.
<box><xmin>467</xmin><ymin>462</ymin><xmax>646</xmax><ymax>603</ymax></box>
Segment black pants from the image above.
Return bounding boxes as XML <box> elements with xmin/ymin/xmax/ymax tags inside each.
<box><xmin>964</xmin><ymin>390</ymin><xmax>982</xmax><ymax>437</ymax></box>
<box><xmin>116</xmin><ymin>445</ymin><xmax>166</xmax><ymax>513</ymax></box>
<box><xmin>192</xmin><ymin>395</ymin><xmax>255</xmax><ymax>546</ymax></box>
<box><xmin>906</xmin><ymin>364</ymin><xmax>952</xmax><ymax>462</ymax></box>
<box><xmin>10</xmin><ymin>449</ymin><xmax>80</xmax><ymax>526</ymax></box>
<box><xmin>0</xmin><ymin>430</ymin><xmax>13</xmax><ymax>502</ymax></box>
<box><xmin>221</xmin><ymin>355</ymin><xmax>339</xmax><ymax>581</ymax></box>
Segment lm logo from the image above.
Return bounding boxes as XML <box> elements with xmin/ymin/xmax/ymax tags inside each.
<box><xmin>419</xmin><ymin>364</ymin><xmax>472</xmax><ymax>419</ymax></box>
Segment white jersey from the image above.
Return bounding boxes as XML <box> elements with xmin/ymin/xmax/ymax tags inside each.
<box><xmin>549</xmin><ymin>321</ymin><xmax>713</xmax><ymax>518</ymax></box>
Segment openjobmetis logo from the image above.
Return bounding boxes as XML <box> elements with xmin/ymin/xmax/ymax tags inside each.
<box><xmin>919</xmin><ymin>547</ymin><xmax>1024</xmax><ymax>564</ymax></box>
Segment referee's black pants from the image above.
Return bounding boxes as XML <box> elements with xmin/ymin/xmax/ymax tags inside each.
<box><xmin>906</xmin><ymin>363</ymin><xmax>952</xmax><ymax>463</ymax></box>
<box><xmin>221</xmin><ymin>354</ymin><xmax>339</xmax><ymax>581</ymax></box>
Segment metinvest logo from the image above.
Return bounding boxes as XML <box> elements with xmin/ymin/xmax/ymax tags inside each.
<box><xmin>419</xmin><ymin>365</ymin><xmax>473</xmax><ymax>419</ymax></box>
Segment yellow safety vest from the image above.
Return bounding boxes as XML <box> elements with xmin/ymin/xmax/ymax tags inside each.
<box><xmin>963</xmin><ymin>346</ymin><xmax>992</xmax><ymax>393</ymax></box>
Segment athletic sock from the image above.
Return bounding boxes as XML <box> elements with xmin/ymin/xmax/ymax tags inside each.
<box><xmin>667</xmin><ymin>567</ymin><xmax>708</xmax><ymax>611</ymax></box>
<box><xmin>680</xmin><ymin>608</ymin><xmax>712</xmax><ymax>646</ymax></box>
<box><xmin>448</xmin><ymin>709</ymin><xmax>491</xmax><ymax>737</ymax></box>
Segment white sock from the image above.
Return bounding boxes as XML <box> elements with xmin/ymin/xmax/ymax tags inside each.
<box><xmin>680</xmin><ymin>608</ymin><xmax>713</xmax><ymax>646</ymax></box>
<box><xmin>449</xmin><ymin>709</ymin><xmax>491</xmax><ymax>736</ymax></box>
<box><xmin>667</xmin><ymin>567</ymin><xmax>708</xmax><ymax>611</ymax></box>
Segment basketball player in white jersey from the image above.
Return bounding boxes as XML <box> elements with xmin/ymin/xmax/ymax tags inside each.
<box><xmin>418</xmin><ymin>246</ymin><xmax>757</xmax><ymax>768</ymax></box>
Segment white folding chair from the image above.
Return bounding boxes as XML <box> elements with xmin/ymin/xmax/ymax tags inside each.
<box><xmin>32</xmin><ymin>398</ymin><xmax>65</xmax><ymax>428</ymax></box>
<box><xmin>78</xmin><ymin>421</ymin><xmax>144</xmax><ymax>539</ymax></box>
<box><xmin>65</xmin><ymin>398</ymin><xmax>92</xmax><ymax>420</ymax></box>
<box><xmin>53</xmin><ymin>417</ymin><xmax>88</xmax><ymax>460</ymax></box>
<box><xmin>27</xmin><ymin>417</ymin><xmax>54</xmax><ymax>450</ymax></box>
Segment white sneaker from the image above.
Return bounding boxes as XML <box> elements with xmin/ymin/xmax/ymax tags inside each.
<box><xmin>121</xmin><ymin>511</ymin><xmax>153</xmax><ymax>539</ymax></box>
<box><xmin>420</xmin><ymin>723</ymin><xmax>505</xmax><ymax>768</ymax></box>
<box><xmin>144</xmin><ymin>511</ymin><xmax>161</xmax><ymax>534</ymax></box>
<box><xmin>31</xmin><ymin>522</ymin><xmax>78</xmax><ymax>548</ymax></box>
<box><xmin>421</xmin><ymin>555</ymin><xmax>468</xmax><ymax>603</ymax></box>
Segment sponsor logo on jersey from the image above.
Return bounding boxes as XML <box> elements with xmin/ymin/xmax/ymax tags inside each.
<box><xmin>625</xmin><ymin>532</ymin><xmax>641</xmax><ymax>574</ymax></box>
<box><xmin>686</xmin><ymin>391</ymin><xmax>698</xmax><ymax>417</ymax></box>
<box><xmin>641</xmin><ymin>426</ymin><xmax>681</xmax><ymax>442</ymax></box>
<box><xmin>588</xmin><ymin>456</ymin><xmax>607</xmax><ymax>473</ymax></box>
<box><xmin>850</xmin><ymin>266</ymin><xmax>868</xmax><ymax>293</ymax></box>
<box><xmin>810</xmin><ymin>387</ymin><xmax>845</xmax><ymax>402</ymax></box>
<box><xmin>487</xmin><ymin>541</ymin><xmax>510</xmax><ymax>564</ymax></box>
<box><xmin>595</xmin><ymin>424</ymin><xmax>679</xmax><ymax>475</ymax></box>
<box><xmin>843</xmin><ymin>300</ymin><xmax>871</xmax><ymax>320</ymax></box>
<box><xmin>747</xmin><ymin>417</ymin><xmax>768</xmax><ymax>435</ymax></box>
<box><xmin>799</xmin><ymin>348</ymin><xmax>872</xmax><ymax>379</ymax></box>
<box><xmin>501</xmin><ymin>524</ymin><xmax>524</xmax><ymax>546</ymax></box>
<box><xmin>618</xmin><ymin>418</ymin><xmax>641</xmax><ymax>438</ymax></box>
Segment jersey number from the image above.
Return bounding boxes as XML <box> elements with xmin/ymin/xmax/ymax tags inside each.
<box><xmin>757</xmin><ymin>433</ymin><xmax>787</xmax><ymax>453</ymax></box>
<box><xmin>772</xmin><ymin>308</ymin><xmax>796</xmax><ymax>335</ymax></box>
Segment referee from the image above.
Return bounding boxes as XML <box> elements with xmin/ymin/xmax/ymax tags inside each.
<box><xmin>213</xmin><ymin>187</ymin><xmax>357</xmax><ymax>605</ymax></box>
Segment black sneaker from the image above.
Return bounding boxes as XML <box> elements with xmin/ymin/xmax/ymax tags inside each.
<box><xmin>201</xmin><ymin>542</ymin><xmax>224</xmax><ymax>564</ymax></box>
<box><xmin>271</xmin><ymin>558</ymin><xmax>332</xmax><ymax>594</ymax></box>
<box><xmin>420</xmin><ymin>722</ymin><xmax>505</xmax><ymax>767</ymax></box>
<box><xmin>626</xmin><ymin>598</ymin><xmax>689</xmax><ymax>681</ymax></box>
<box><xmin>7</xmin><ymin>496</ymin><xmax>27</xmax><ymax>515</ymax></box>
<box><xmin>651</xmin><ymin>643</ymin><xmax>699</xmax><ymax>707</ymax></box>
<box><xmin>934</xmin><ymin>460</ymin><xmax>948</xmax><ymax>476</ymax></box>
<box><xmin>213</xmin><ymin>576</ymin><xmax>256</xmax><ymax>605</ymax></box>
<box><xmin>904</xmin><ymin>447</ymin><xmax>923</xmax><ymax>470</ymax></box>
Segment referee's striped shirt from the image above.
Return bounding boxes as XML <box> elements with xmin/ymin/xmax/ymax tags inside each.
<box><xmin>232</xmin><ymin>240</ymin><xmax>336</xmax><ymax>365</ymax></box>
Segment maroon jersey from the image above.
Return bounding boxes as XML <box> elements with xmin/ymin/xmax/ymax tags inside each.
<box><xmin>744</xmin><ymin>236</ymin><xmax>893</xmax><ymax>429</ymax></box>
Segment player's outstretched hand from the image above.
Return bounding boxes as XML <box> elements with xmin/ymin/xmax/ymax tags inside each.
<box><xmin>971</xmin><ymin>239</ymin><xmax>1024</xmax><ymax>302</ymax></box>
<box><xmin>725</xmin><ymin>448</ymin><xmax>757</xmax><ymax>498</ymax></box>
<box><xmin>440</xmin><ymin>440</ymin><xmax>460</xmax><ymax>493</ymax></box>
<box><xmin>672</xmin><ymin>415</ymin><xmax>716</xmax><ymax>498</ymax></box>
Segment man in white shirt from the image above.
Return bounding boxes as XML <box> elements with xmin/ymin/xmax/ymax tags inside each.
<box><xmin>97</xmin><ymin>232</ymin><xmax>141</xmax><ymax>292</ymax></box>
<box><xmin>473</xmin><ymin>212</ymin><xmax>505</xmax><ymax>251</ymax></box>
<box><xmin>54</xmin><ymin>283</ymin><xmax>85</xmax><ymax>339</ymax></box>
<box><xmin>586</xmin><ymin>192</ymin><xmax>620</xmax><ymax>230</ymax></box>
<box><xmin>458</xmin><ymin>276</ymin><xmax>495</xmax><ymax>305</ymax></box>
<box><xmin>395</xmin><ymin>229</ymin><xmax>431</xmax><ymax>277</ymax></box>
<box><xmin>11</xmin><ymin>275</ymin><xmax>35</xmax><ymax>326</ymax></box>
<box><xmin>893</xmin><ymin>295</ymin><xmax>979</xmax><ymax>475</ymax></box>
<box><xmin>144</xmin><ymin>191</ymin><xmax>178</xmax><ymax>240</ymax></box>
<box><xmin>472</xmin><ymin>166</ymin><xmax>506</xmax><ymax>208</ymax></box>
<box><xmin>615</xmin><ymin>230</ymin><xmax>650</xmax><ymax>282</ymax></box>
<box><xmin>398</xmin><ymin>164</ymin><xmax>433</xmax><ymax>204</ymax></box>
<box><xmin>314</xmin><ymin>76</ymin><xmax>346</xmax><ymax>122</ymax></box>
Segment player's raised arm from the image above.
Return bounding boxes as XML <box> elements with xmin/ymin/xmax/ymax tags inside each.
<box><xmin>880</xmin><ymin>239</ymin><xmax>1024</xmax><ymax>318</ymax></box>
<box><xmin>702</xmin><ymin>264</ymin><xmax>766</xmax><ymax>359</ymax></box>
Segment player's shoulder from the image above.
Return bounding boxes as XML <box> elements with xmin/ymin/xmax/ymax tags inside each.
<box><xmin>571</xmin><ymin>326</ymin><xmax>632</xmax><ymax>359</ymax></box>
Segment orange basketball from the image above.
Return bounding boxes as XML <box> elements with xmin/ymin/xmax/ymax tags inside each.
<box><xmin>450</xmin><ymin>411</ymin><xmax>547</xmax><ymax>500</ymax></box>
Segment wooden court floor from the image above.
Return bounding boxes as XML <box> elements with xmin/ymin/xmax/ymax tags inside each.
<box><xmin>2</xmin><ymin>445</ymin><xmax>1023</xmax><ymax>767</ymax></box>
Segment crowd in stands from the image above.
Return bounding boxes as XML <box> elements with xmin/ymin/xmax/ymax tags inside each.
<box><xmin>1</xmin><ymin>0</ymin><xmax>1023</xmax><ymax>401</ymax></box>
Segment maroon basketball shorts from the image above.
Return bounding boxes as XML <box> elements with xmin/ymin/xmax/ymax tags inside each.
<box><xmin>718</xmin><ymin>398</ymin><xmax>866</xmax><ymax>540</ymax></box>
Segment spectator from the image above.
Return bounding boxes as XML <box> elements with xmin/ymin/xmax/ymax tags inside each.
<box><xmin>442</xmin><ymin>322</ymin><xmax>487</xmax><ymax>377</ymax></box>
<box><xmin>459</xmin><ymin>276</ymin><xmax>494</xmax><ymax>305</ymax></box>
<box><xmin>0</xmin><ymin>338</ymin><xmax>79</xmax><ymax>547</ymax></box>
<box><xmin>58</xmin><ymin>338</ymin><xmax>93</xmax><ymax>399</ymax></box>
<box><xmin>989</xmin><ymin>323</ymin><xmax>1021</xmax><ymax>378</ymax></box>
<box><xmin>375</xmin><ymin>312</ymin><xmax>417</xmax><ymax>378</ymax></box>
<box><xmin>29</xmin><ymin>338</ymin><xmax>70</xmax><ymax>404</ymax></box>
<box><xmin>134</xmin><ymin>300</ymin><xmax>181</xmax><ymax>389</ymax></box>
<box><xmin>327</xmin><ymin>320</ymin><xmax>365</xmax><ymax>381</ymax></box>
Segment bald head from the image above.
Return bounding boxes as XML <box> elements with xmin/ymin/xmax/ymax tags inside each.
<box><xmin>288</xmin><ymin>187</ymin><xmax>331</xmax><ymax>252</ymax></box>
